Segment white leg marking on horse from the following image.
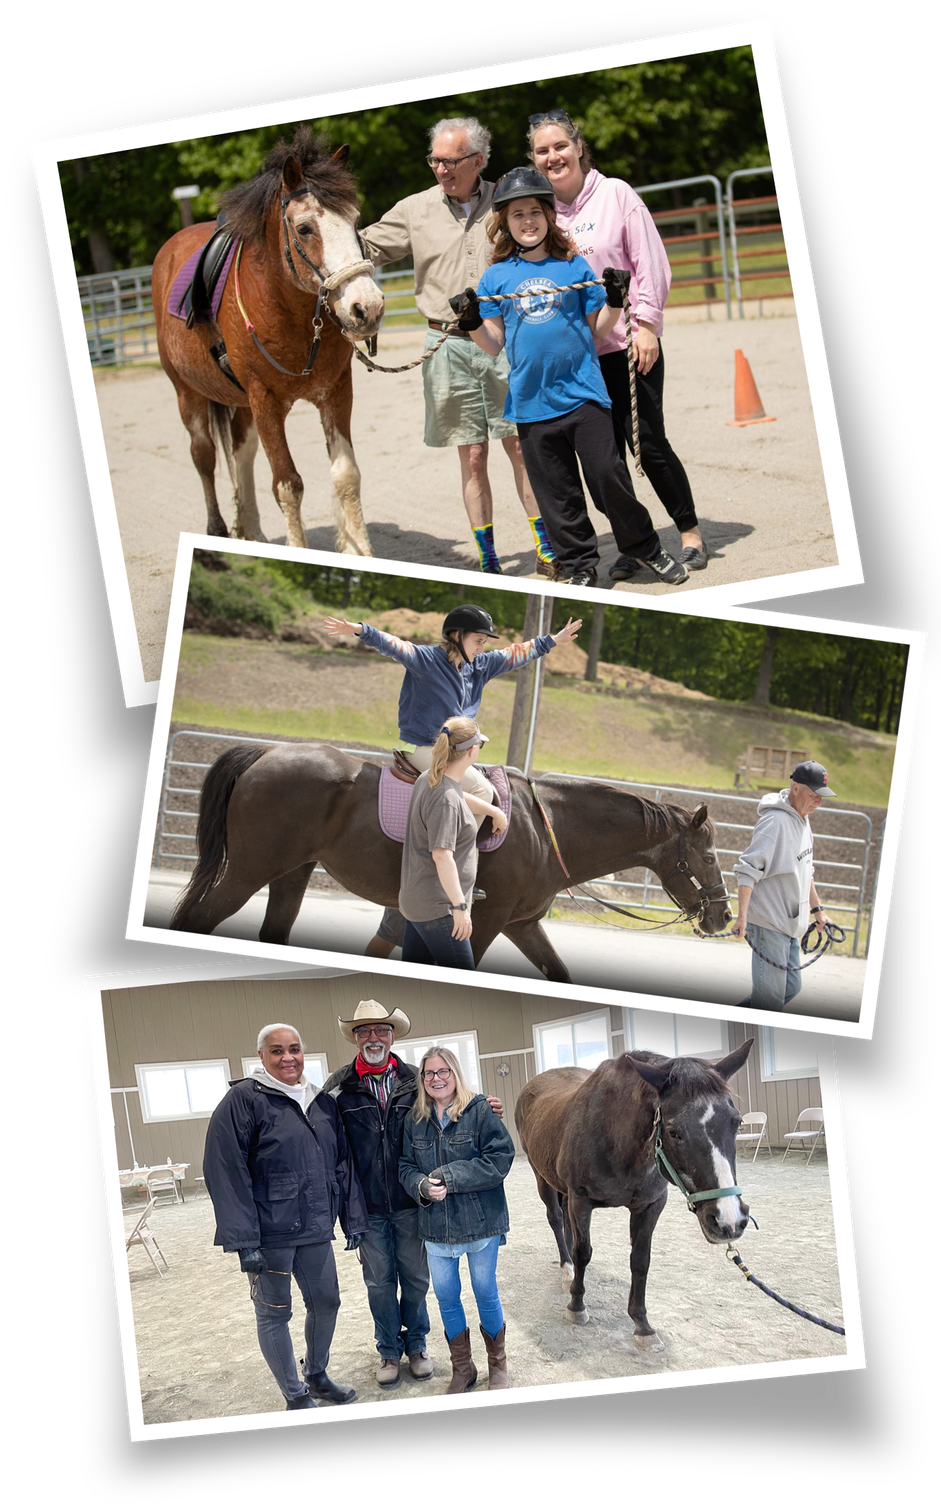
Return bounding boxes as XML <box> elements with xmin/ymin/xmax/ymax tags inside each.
<box><xmin>701</xmin><ymin>1104</ymin><xmax>745</xmax><ymax>1230</ymax></box>
<box><xmin>276</xmin><ymin>479</ymin><xmax>306</xmax><ymax>548</ymax></box>
<box><xmin>233</xmin><ymin>427</ymin><xmax>265</xmax><ymax>541</ymax></box>
<box><xmin>325</xmin><ymin>427</ymin><xmax>371</xmax><ymax>555</ymax></box>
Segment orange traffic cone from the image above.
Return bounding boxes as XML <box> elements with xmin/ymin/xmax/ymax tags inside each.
<box><xmin>726</xmin><ymin>349</ymin><xmax>776</xmax><ymax>427</ymax></box>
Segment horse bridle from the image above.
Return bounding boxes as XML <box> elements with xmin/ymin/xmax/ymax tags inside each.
<box><xmin>658</xmin><ymin>826</ymin><xmax>732</xmax><ymax>928</ymax></box>
<box><xmin>231</xmin><ymin>185</ymin><xmax>377</xmax><ymax>378</ymax></box>
<box><xmin>653</xmin><ymin>1105</ymin><xmax>757</xmax><ymax>1224</ymax></box>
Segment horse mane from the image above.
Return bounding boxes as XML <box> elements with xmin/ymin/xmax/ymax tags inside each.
<box><xmin>626</xmin><ymin>1049</ymin><xmax>731</xmax><ymax>1095</ymax></box>
<box><xmin>620</xmin><ymin>792</ymin><xmax>713</xmax><ymax>847</ymax></box>
<box><xmin>219</xmin><ymin>126</ymin><xmax>359</xmax><ymax>241</ymax></box>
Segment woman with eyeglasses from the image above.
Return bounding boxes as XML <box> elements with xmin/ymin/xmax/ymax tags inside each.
<box><xmin>527</xmin><ymin>109</ymin><xmax>707</xmax><ymax>582</ymax></box>
<box><xmin>399</xmin><ymin>1045</ymin><xmax>516</xmax><ymax>1392</ymax></box>
<box><xmin>397</xmin><ymin>715</ymin><xmax>491</xmax><ymax>970</ymax></box>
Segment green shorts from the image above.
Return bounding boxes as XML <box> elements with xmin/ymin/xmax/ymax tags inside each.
<box><xmin>422</xmin><ymin>331</ymin><xmax>518</xmax><ymax>448</ymax></box>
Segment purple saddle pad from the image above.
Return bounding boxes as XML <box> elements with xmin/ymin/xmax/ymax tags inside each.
<box><xmin>167</xmin><ymin>238</ymin><xmax>238</xmax><ymax>323</ymax></box>
<box><xmin>377</xmin><ymin>763</ymin><xmax>511</xmax><ymax>851</ymax></box>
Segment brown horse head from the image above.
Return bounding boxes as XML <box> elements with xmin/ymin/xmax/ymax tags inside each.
<box><xmin>220</xmin><ymin>127</ymin><xmax>383</xmax><ymax>338</ymax></box>
<box><xmin>626</xmin><ymin>1038</ymin><xmax>754</xmax><ymax>1243</ymax></box>
<box><xmin>655</xmin><ymin>803</ymin><xmax>732</xmax><ymax>936</ymax></box>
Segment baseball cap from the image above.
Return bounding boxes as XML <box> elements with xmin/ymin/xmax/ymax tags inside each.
<box><xmin>790</xmin><ymin>760</ymin><xmax>836</xmax><ymax>797</ymax></box>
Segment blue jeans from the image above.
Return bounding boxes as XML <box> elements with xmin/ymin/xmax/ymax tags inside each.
<box><xmin>402</xmin><ymin>915</ymin><xmax>476</xmax><ymax>970</ymax></box>
<box><xmin>251</xmin><ymin>1242</ymin><xmax>340</xmax><ymax>1402</ymax></box>
<box><xmin>745</xmin><ymin>922</ymin><xmax>802</xmax><ymax>1012</ymax></box>
<box><xmin>425</xmin><ymin>1235</ymin><xmax>504</xmax><ymax>1341</ymax></box>
<box><xmin>359</xmin><ymin>1208</ymin><xmax>431</xmax><ymax>1359</ymax></box>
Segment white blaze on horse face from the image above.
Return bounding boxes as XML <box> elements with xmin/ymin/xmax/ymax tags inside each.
<box><xmin>700</xmin><ymin>1103</ymin><xmax>745</xmax><ymax>1231</ymax></box>
<box><xmin>315</xmin><ymin>205</ymin><xmax>384</xmax><ymax>335</ymax></box>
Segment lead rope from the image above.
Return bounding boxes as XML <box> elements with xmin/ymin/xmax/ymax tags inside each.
<box><xmin>725</xmin><ymin>1247</ymin><xmax>845</xmax><ymax>1335</ymax></box>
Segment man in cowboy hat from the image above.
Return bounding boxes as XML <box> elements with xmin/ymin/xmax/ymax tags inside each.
<box><xmin>732</xmin><ymin>760</ymin><xmax>837</xmax><ymax>1012</ymax></box>
<box><xmin>323</xmin><ymin>999</ymin><xmax>503</xmax><ymax>1387</ymax></box>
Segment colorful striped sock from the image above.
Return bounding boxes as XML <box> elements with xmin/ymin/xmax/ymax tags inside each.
<box><xmin>528</xmin><ymin>515</ymin><xmax>556</xmax><ymax>563</ymax></box>
<box><xmin>472</xmin><ymin>525</ymin><xmax>501</xmax><ymax>573</ymax></box>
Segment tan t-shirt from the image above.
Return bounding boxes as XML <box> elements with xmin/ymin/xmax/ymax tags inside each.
<box><xmin>399</xmin><ymin>773</ymin><xmax>478</xmax><ymax>922</ymax></box>
<box><xmin>360</xmin><ymin>180</ymin><xmax>497</xmax><ymax>324</ymax></box>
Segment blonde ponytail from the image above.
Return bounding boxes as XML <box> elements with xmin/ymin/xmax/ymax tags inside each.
<box><xmin>427</xmin><ymin>716</ymin><xmax>484</xmax><ymax>787</ymax></box>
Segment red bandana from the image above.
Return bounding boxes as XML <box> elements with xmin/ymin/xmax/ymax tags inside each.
<box><xmin>354</xmin><ymin>1051</ymin><xmax>399</xmax><ymax>1079</ymax></box>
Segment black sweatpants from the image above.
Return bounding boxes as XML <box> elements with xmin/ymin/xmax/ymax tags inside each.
<box><xmin>517</xmin><ymin>401</ymin><xmax>661</xmax><ymax>576</ymax></box>
<box><xmin>599</xmin><ymin>345</ymin><xmax>698</xmax><ymax>532</ymax></box>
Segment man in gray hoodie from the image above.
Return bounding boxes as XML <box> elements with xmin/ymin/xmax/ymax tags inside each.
<box><xmin>732</xmin><ymin>761</ymin><xmax>836</xmax><ymax>1011</ymax></box>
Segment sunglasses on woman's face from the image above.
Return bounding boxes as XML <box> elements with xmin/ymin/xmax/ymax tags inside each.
<box><xmin>528</xmin><ymin>108</ymin><xmax>572</xmax><ymax>125</ymax></box>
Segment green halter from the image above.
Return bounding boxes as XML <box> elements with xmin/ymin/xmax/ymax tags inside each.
<box><xmin>653</xmin><ymin>1106</ymin><xmax>757</xmax><ymax>1226</ymax></box>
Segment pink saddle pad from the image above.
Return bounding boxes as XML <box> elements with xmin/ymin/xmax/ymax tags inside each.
<box><xmin>377</xmin><ymin>763</ymin><xmax>511</xmax><ymax>851</ymax></box>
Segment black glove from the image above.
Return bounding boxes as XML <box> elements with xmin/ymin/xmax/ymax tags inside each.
<box><xmin>602</xmin><ymin>267</ymin><xmax>631</xmax><ymax>308</ymax></box>
<box><xmin>238</xmin><ymin>1247</ymin><xmax>265</xmax><ymax>1273</ymax></box>
<box><xmin>448</xmin><ymin>287</ymin><xmax>482</xmax><ymax>331</ymax></box>
<box><xmin>345</xmin><ymin>1234</ymin><xmax>363</xmax><ymax>1252</ymax></box>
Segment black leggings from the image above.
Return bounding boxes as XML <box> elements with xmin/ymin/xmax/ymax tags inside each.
<box><xmin>600</xmin><ymin>346</ymin><xmax>698</xmax><ymax>532</ymax></box>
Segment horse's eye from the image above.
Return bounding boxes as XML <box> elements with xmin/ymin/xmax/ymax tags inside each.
<box><xmin>668</xmin><ymin>1127</ymin><xmax>683</xmax><ymax>1142</ymax></box>
<box><xmin>297</xmin><ymin>223</ymin><xmax>313</xmax><ymax>237</ymax></box>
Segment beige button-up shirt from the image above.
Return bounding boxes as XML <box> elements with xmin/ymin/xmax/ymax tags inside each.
<box><xmin>360</xmin><ymin>180</ymin><xmax>496</xmax><ymax>324</ymax></box>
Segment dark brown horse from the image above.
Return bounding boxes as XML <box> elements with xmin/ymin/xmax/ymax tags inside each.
<box><xmin>168</xmin><ymin>741</ymin><xmax>732</xmax><ymax>981</ymax></box>
<box><xmin>152</xmin><ymin>128</ymin><xmax>383</xmax><ymax>553</ymax></box>
<box><xmin>515</xmin><ymin>1039</ymin><xmax>754</xmax><ymax>1346</ymax></box>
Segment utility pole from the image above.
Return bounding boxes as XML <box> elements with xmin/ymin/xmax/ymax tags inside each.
<box><xmin>506</xmin><ymin>595</ymin><xmax>548</xmax><ymax>773</ymax></box>
<box><xmin>585</xmin><ymin>604</ymin><xmax>605</xmax><ymax>681</ymax></box>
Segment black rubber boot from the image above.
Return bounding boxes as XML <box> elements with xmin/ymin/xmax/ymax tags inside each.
<box><xmin>285</xmin><ymin>1390</ymin><xmax>318</xmax><ymax>1410</ymax></box>
<box><xmin>306</xmin><ymin>1369</ymin><xmax>357</xmax><ymax>1405</ymax></box>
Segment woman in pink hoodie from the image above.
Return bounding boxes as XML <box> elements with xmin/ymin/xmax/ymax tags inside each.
<box><xmin>528</xmin><ymin>111</ymin><xmax>706</xmax><ymax>581</ymax></box>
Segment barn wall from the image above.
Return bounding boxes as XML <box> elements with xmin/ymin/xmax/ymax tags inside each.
<box><xmin>102</xmin><ymin>976</ymin><xmax>821</xmax><ymax>1182</ymax></box>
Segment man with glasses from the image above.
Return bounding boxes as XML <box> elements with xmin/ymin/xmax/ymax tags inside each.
<box><xmin>323</xmin><ymin>998</ymin><xmax>503</xmax><ymax>1388</ymax></box>
<box><xmin>359</xmin><ymin>117</ymin><xmax>557</xmax><ymax>578</ymax></box>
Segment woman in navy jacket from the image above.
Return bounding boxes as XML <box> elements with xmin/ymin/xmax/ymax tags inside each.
<box><xmin>399</xmin><ymin>1045</ymin><xmax>515</xmax><ymax>1393</ymax></box>
<box><xmin>203</xmin><ymin>1022</ymin><xmax>368</xmax><ymax>1411</ymax></box>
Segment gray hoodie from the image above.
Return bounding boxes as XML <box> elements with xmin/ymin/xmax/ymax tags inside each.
<box><xmin>733</xmin><ymin>789</ymin><xmax>815</xmax><ymax>938</ymax></box>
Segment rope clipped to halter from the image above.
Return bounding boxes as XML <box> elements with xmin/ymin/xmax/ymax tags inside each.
<box><xmin>725</xmin><ymin>1247</ymin><xmax>845</xmax><ymax>1335</ymax></box>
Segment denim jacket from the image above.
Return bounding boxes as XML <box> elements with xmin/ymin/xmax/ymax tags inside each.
<box><xmin>398</xmin><ymin>1094</ymin><xmax>515</xmax><ymax>1244</ymax></box>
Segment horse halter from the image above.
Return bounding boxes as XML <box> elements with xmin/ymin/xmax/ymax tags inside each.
<box><xmin>659</xmin><ymin>826</ymin><xmax>731</xmax><ymax>927</ymax></box>
<box><xmin>653</xmin><ymin>1106</ymin><xmax>756</xmax><ymax>1223</ymax></box>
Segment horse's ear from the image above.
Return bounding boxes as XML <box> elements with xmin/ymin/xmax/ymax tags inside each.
<box><xmin>282</xmin><ymin>155</ymin><xmax>305</xmax><ymax>194</ymax></box>
<box><xmin>332</xmin><ymin>144</ymin><xmax>351</xmax><ymax>167</ymax></box>
<box><xmin>624</xmin><ymin>1053</ymin><xmax>671</xmax><ymax>1092</ymax></box>
<box><xmin>689</xmin><ymin>803</ymin><xmax>709</xmax><ymax>828</ymax></box>
<box><xmin>713</xmin><ymin>1038</ymin><xmax>754</xmax><ymax>1083</ymax></box>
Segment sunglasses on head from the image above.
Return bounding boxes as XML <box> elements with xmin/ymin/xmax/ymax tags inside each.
<box><xmin>528</xmin><ymin>108</ymin><xmax>572</xmax><ymax>125</ymax></box>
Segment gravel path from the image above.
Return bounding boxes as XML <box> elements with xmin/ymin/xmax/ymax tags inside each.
<box><xmin>126</xmin><ymin>1154</ymin><xmax>845</xmax><ymax>1427</ymax></box>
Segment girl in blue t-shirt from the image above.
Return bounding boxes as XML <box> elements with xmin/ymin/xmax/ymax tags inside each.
<box><xmin>453</xmin><ymin>168</ymin><xmax>687</xmax><ymax>590</ymax></box>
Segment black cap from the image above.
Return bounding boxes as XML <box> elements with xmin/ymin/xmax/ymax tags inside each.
<box><xmin>492</xmin><ymin>167</ymin><xmax>555</xmax><ymax>208</ymax></box>
<box><xmin>790</xmin><ymin>760</ymin><xmax>836</xmax><ymax>797</ymax></box>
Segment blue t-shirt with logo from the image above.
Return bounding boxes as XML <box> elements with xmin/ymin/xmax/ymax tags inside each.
<box><xmin>477</xmin><ymin>252</ymin><xmax>610</xmax><ymax>424</ymax></box>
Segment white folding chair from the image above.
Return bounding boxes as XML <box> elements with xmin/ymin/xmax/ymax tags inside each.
<box><xmin>126</xmin><ymin>1198</ymin><xmax>169</xmax><ymax>1277</ymax></box>
<box><xmin>781</xmin><ymin>1107</ymin><xmax>826</xmax><ymax>1165</ymax></box>
<box><xmin>146</xmin><ymin>1165</ymin><xmax>181</xmax><ymax>1206</ymax></box>
<box><xmin>736</xmin><ymin>1111</ymin><xmax>772</xmax><ymax>1162</ymax></box>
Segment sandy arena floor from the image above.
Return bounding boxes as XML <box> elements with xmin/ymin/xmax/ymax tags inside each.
<box><xmin>125</xmin><ymin>1152</ymin><xmax>845</xmax><ymax>1427</ymax></box>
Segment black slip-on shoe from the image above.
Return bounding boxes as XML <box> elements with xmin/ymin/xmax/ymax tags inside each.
<box><xmin>678</xmin><ymin>545</ymin><xmax>708</xmax><ymax>571</ymax></box>
<box><xmin>306</xmin><ymin>1370</ymin><xmax>357</xmax><ymax>1405</ymax></box>
<box><xmin>607</xmin><ymin>555</ymin><xmax>642</xmax><ymax>582</ymax></box>
<box><xmin>286</xmin><ymin>1391</ymin><xmax>318</xmax><ymax>1410</ymax></box>
<box><xmin>643</xmin><ymin>549</ymin><xmax>689</xmax><ymax>585</ymax></box>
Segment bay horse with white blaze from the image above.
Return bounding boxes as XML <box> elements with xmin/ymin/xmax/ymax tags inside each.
<box><xmin>515</xmin><ymin>1038</ymin><xmax>754</xmax><ymax>1346</ymax></box>
<box><xmin>167</xmin><ymin>741</ymin><xmax>732</xmax><ymax>982</ymax></box>
<box><xmin>152</xmin><ymin>128</ymin><xmax>383</xmax><ymax>553</ymax></box>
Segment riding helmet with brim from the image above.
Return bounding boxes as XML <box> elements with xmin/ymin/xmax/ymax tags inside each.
<box><xmin>491</xmin><ymin>167</ymin><xmax>555</xmax><ymax>208</ymax></box>
<box><xmin>442</xmin><ymin>605</ymin><xmax>499</xmax><ymax>639</ymax></box>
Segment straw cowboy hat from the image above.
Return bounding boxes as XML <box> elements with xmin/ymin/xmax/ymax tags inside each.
<box><xmin>338</xmin><ymin>999</ymin><xmax>412</xmax><ymax>1043</ymax></box>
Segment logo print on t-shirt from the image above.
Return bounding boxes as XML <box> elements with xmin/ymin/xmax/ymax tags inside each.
<box><xmin>516</xmin><ymin>277</ymin><xmax>561</xmax><ymax>324</ymax></box>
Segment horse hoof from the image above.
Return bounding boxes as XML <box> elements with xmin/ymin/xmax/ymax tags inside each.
<box><xmin>567</xmin><ymin>1307</ymin><xmax>589</xmax><ymax>1326</ymax></box>
<box><xmin>633</xmin><ymin>1332</ymin><xmax>664</xmax><ymax>1353</ymax></box>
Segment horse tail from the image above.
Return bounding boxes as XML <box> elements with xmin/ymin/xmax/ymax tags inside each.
<box><xmin>207</xmin><ymin>401</ymin><xmax>238</xmax><ymax>491</ymax></box>
<box><xmin>169</xmin><ymin>744</ymin><xmax>266</xmax><ymax>929</ymax></box>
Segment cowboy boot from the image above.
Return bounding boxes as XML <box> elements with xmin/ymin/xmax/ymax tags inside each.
<box><xmin>445</xmin><ymin>1328</ymin><xmax>478</xmax><ymax>1394</ymax></box>
<box><xmin>479</xmin><ymin>1324</ymin><xmax>508</xmax><ymax>1389</ymax></box>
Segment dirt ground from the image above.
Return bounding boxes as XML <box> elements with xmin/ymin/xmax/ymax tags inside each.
<box><xmin>126</xmin><ymin>1153</ymin><xmax>845</xmax><ymax>1427</ymax></box>
<box><xmin>95</xmin><ymin>310</ymin><xmax>836</xmax><ymax>683</ymax></box>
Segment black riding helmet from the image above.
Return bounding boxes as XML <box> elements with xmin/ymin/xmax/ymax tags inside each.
<box><xmin>442</xmin><ymin>604</ymin><xmax>498</xmax><ymax>663</ymax></box>
<box><xmin>491</xmin><ymin>167</ymin><xmax>555</xmax><ymax>207</ymax></box>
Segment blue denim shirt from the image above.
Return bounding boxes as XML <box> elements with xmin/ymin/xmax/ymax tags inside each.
<box><xmin>398</xmin><ymin>1094</ymin><xmax>514</xmax><ymax>1245</ymax></box>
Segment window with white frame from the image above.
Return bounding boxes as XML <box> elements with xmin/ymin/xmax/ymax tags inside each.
<box><xmin>760</xmin><ymin>1028</ymin><xmax>819</xmax><ymax>1083</ymax></box>
<box><xmin>627</xmin><ymin>1010</ymin><xmax>728</xmax><ymax>1060</ymax></box>
<box><xmin>395</xmin><ymin>1031</ymin><xmax>481</xmax><ymax>1092</ymax></box>
<box><xmin>241</xmin><ymin>1053</ymin><xmax>329</xmax><ymax>1088</ymax></box>
<box><xmin>534</xmin><ymin>1010</ymin><xmax>611</xmax><ymax>1073</ymax></box>
<box><xmin>135</xmin><ymin>1060</ymin><xmax>231</xmax><ymax>1123</ymax></box>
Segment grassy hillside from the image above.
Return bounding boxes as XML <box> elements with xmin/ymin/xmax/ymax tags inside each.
<box><xmin>172</xmin><ymin>634</ymin><xmax>897</xmax><ymax>806</ymax></box>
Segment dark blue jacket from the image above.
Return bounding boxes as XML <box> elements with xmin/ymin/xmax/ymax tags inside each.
<box><xmin>322</xmin><ymin>1057</ymin><xmax>420</xmax><ymax>1218</ymax></box>
<box><xmin>398</xmin><ymin>1094</ymin><xmax>515</xmax><ymax>1244</ymax></box>
<box><xmin>203</xmin><ymin>1078</ymin><xmax>368</xmax><ymax>1252</ymax></box>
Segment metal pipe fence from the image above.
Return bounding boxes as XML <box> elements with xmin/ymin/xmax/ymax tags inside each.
<box><xmin>154</xmin><ymin>734</ymin><xmax>873</xmax><ymax>957</ymax></box>
<box><xmin>79</xmin><ymin>167</ymin><xmax>790</xmax><ymax>366</ymax></box>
